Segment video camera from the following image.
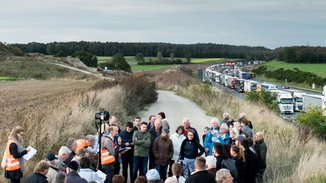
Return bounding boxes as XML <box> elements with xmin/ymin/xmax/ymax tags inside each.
<box><xmin>95</xmin><ymin>111</ymin><xmax>110</xmax><ymax>121</ymax></box>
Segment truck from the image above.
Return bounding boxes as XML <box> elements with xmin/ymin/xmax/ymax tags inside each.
<box><xmin>239</xmin><ymin>71</ymin><xmax>249</xmax><ymax>79</ymax></box>
<box><xmin>235</xmin><ymin>79</ymin><xmax>245</xmax><ymax>93</ymax></box>
<box><xmin>244</xmin><ymin>80</ymin><xmax>258</xmax><ymax>92</ymax></box>
<box><xmin>303</xmin><ymin>94</ymin><xmax>326</xmax><ymax>116</ymax></box>
<box><xmin>292</xmin><ymin>92</ymin><xmax>305</xmax><ymax>111</ymax></box>
<box><xmin>261</xmin><ymin>83</ymin><xmax>278</xmax><ymax>91</ymax></box>
<box><xmin>270</xmin><ymin>90</ymin><xmax>294</xmax><ymax>114</ymax></box>
<box><xmin>227</xmin><ymin>77</ymin><xmax>237</xmax><ymax>89</ymax></box>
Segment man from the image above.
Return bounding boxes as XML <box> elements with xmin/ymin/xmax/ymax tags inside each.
<box><xmin>74</xmin><ymin>135</ymin><xmax>96</xmax><ymax>154</ymax></box>
<box><xmin>133</xmin><ymin>117</ymin><xmax>142</xmax><ymax>131</ymax></box>
<box><xmin>215</xmin><ymin>169</ymin><xmax>233</xmax><ymax>183</ymax></box>
<box><xmin>182</xmin><ymin>118</ymin><xmax>199</xmax><ymax>143</ymax></box>
<box><xmin>205</xmin><ymin>156</ymin><xmax>217</xmax><ymax>177</ymax></box>
<box><xmin>24</xmin><ymin>160</ymin><xmax>50</xmax><ymax>183</ymax></box>
<box><xmin>185</xmin><ymin>157</ymin><xmax>215</xmax><ymax>183</ymax></box>
<box><xmin>78</xmin><ymin>157</ymin><xmax>103</xmax><ymax>183</ymax></box>
<box><xmin>109</xmin><ymin>115</ymin><xmax>122</xmax><ymax>175</ymax></box>
<box><xmin>254</xmin><ymin>131</ymin><xmax>267</xmax><ymax>183</ymax></box>
<box><xmin>119</xmin><ymin>122</ymin><xmax>134</xmax><ymax>183</ymax></box>
<box><xmin>147</xmin><ymin>115</ymin><xmax>156</xmax><ymax>131</ymax></box>
<box><xmin>45</xmin><ymin>153</ymin><xmax>59</xmax><ymax>183</ymax></box>
<box><xmin>109</xmin><ymin>116</ymin><xmax>121</xmax><ymax>133</ymax></box>
<box><xmin>149</xmin><ymin>118</ymin><xmax>162</xmax><ymax>169</ymax></box>
<box><xmin>132</xmin><ymin>122</ymin><xmax>151</xmax><ymax>183</ymax></box>
<box><xmin>56</xmin><ymin>146</ymin><xmax>72</xmax><ymax>172</ymax></box>
<box><xmin>66</xmin><ymin>161</ymin><xmax>87</xmax><ymax>183</ymax></box>
<box><xmin>204</xmin><ymin>118</ymin><xmax>220</xmax><ymax>155</ymax></box>
<box><xmin>101</xmin><ymin>126</ymin><xmax>119</xmax><ymax>183</ymax></box>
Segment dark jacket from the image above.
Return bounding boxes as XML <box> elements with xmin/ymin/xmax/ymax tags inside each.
<box><xmin>4</xmin><ymin>143</ymin><xmax>28</xmax><ymax>179</ymax></box>
<box><xmin>179</xmin><ymin>138</ymin><xmax>204</xmax><ymax>160</ymax></box>
<box><xmin>234</xmin><ymin>156</ymin><xmax>246</xmax><ymax>183</ymax></box>
<box><xmin>23</xmin><ymin>173</ymin><xmax>48</xmax><ymax>183</ymax></box>
<box><xmin>66</xmin><ymin>171</ymin><xmax>88</xmax><ymax>183</ymax></box>
<box><xmin>149</xmin><ymin>127</ymin><xmax>162</xmax><ymax>157</ymax></box>
<box><xmin>184</xmin><ymin>127</ymin><xmax>200</xmax><ymax>143</ymax></box>
<box><xmin>185</xmin><ymin>170</ymin><xmax>215</xmax><ymax>183</ymax></box>
<box><xmin>153</xmin><ymin>136</ymin><xmax>173</xmax><ymax>166</ymax></box>
<box><xmin>255</xmin><ymin>139</ymin><xmax>267</xmax><ymax>169</ymax></box>
<box><xmin>119</xmin><ymin>129</ymin><xmax>134</xmax><ymax>156</ymax></box>
<box><xmin>244</xmin><ymin>148</ymin><xmax>257</xmax><ymax>183</ymax></box>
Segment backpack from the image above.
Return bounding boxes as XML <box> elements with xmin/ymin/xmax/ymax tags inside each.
<box><xmin>221</xmin><ymin>158</ymin><xmax>238</xmax><ymax>180</ymax></box>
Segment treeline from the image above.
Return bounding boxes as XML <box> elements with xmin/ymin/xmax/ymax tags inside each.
<box><xmin>253</xmin><ymin>66</ymin><xmax>326</xmax><ymax>86</ymax></box>
<box><xmin>276</xmin><ymin>46</ymin><xmax>326</xmax><ymax>63</ymax></box>
<box><xmin>11</xmin><ymin>41</ymin><xmax>274</xmax><ymax>60</ymax></box>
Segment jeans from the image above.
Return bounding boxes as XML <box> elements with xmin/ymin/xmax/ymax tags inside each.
<box><xmin>132</xmin><ymin>156</ymin><xmax>148</xmax><ymax>183</ymax></box>
<box><xmin>102</xmin><ymin>163</ymin><xmax>115</xmax><ymax>183</ymax></box>
<box><xmin>122</xmin><ymin>153</ymin><xmax>133</xmax><ymax>183</ymax></box>
<box><xmin>155</xmin><ymin>164</ymin><xmax>168</xmax><ymax>180</ymax></box>
<box><xmin>182</xmin><ymin>158</ymin><xmax>195</xmax><ymax>178</ymax></box>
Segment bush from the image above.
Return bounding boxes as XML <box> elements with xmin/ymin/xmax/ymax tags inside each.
<box><xmin>246</xmin><ymin>91</ymin><xmax>279</xmax><ymax>112</ymax></box>
<box><xmin>296</xmin><ymin>107</ymin><xmax>326</xmax><ymax>139</ymax></box>
<box><xmin>112</xmin><ymin>53</ymin><xmax>131</xmax><ymax>72</ymax></box>
<box><xmin>72</xmin><ymin>50</ymin><xmax>98</xmax><ymax>67</ymax></box>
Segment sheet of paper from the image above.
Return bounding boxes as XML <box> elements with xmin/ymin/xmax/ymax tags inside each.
<box><xmin>23</xmin><ymin>146</ymin><xmax>37</xmax><ymax>161</ymax></box>
<box><xmin>96</xmin><ymin>169</ymin><xmax>107</xmax><ymax>181</ymax></box>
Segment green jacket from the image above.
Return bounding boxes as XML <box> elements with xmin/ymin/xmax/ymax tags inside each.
<box><xmin>255</xmin><ymin>139</ymin><xmax>267</xmax><ymax>169</ymax></box>
<box><xmin>133</xmin><ymin>130</ymin><xmax>151</xmax><ymax>157</ymax></box>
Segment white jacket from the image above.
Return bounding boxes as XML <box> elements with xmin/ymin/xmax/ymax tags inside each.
<box><xmin>78</xmin><ymin>168</ymin><xmax>104</xmax><ymax>183</ymax></box>
<box><xmin>170</xmin><ymin>133</ymin><xmax>186</xmax><ymax>161</ymax></box>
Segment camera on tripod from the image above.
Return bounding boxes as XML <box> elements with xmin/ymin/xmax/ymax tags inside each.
<box><xmin>95</xmin><ymin>111</ymin><xmax>110</xmax><ymax>121</ymax></box>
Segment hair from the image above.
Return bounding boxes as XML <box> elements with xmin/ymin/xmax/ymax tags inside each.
<box><xmin>77</xmin><ymin>149</ymin><xmax>87</xmax><ymax>157</ymax></box>
<box><xmin>216</xmin><ymin>168</ymin><xmax>232</xmax><ymax>183</ymax></box>
<box><xmin>187</xmin><ymin>129</ymin><xmax>195</xmax><ymax>135</ymax></box>
<box><xmin>85</xmin><ymin>134</ymin><xmax>95</xmax><ymax>141</ymax></box>
<box><xmin>135</xmin><ymin>116</ymin><xmax>141</xmax><ymax>120</ymax></box>
<box><xmin>205</xmin><ymin>156</ymin><xmax>217</xmax><ymax>169</ymax></box>
<box><xmin>58</xmin><ymin>146</ymin><xmax>71</xmax><ymax>155</ymax></box>
<box><xmin>211</xmin><ymin>117</ymin><xmax>220</xmax><ymax>124</ymax></box>
<box><xmin>79</xmin><ymin>157</ymin><xmax>91</xmax><ymax>168</ymax></box>
<box><xmin>66</xmin><ymin>138</ymin><xmax>76</xmax><ymax>150</ymax></box>
<box><xmin>213</xmin><ymin>142</ymin><xmax>223</xmax><ymax>155</ymax></box>
<box><xmin>222</xmin><ymin>112</ymin><xmax>230</xmax><ymax>120</ymax></box>
<box><xmin>240</xmin><ymin>139</ymin><xmax>250</xmax><ymax>149</ymax></box>
<box><xmin>231</xmin><ymin>145</ymin><xmax>245</xmax><ymax>161</ymax></box>
<box><xmin>8</xmin><ymin>126</ymin><xmax>24</xmax><ymax>142</ymax></box>
<box><xmin>158</xmin><ymin>112</ymin><xmax>166</xmax><ymax>119</ymax></box>
<box><xmin>55</xmin><ymin>172</ymin><xmax>66</xmax><ymax>183</ymax></box>
<box><xmin>112</xmin><ymin>174</ymin><xmax>125</xmax><ymax>183</ymax></box>
<box><xmin>141</xmin><ymin>122</ymin><xmax>148</xmax><ymax>126</ymax></box>
<box><xmin>172</xmin><ymin>162</ymin><xmax>182</xmax><ymax>176</ymax></box>
<box><xmin>165</xmin><ymin>177</ymin><xmax>178</xmax><ymax>183</ymax></box>
<box><xmin>239</xmin><ymin>112</ymin><xmax>246</xmax><ymax>119</ymax></box>
<box><xmin>222</xmin><ymin>144</ymin><xmax>232</xmax><ymax>158</ymax></box>
<box><xmin>220</xmin><ymin>123</ymin><xmax>229</xmax><ymax>131</ymax></box>
<box><xmin>125</xmin><ymin>121</ymin><xmax>133</xmax><ymax>128</ymax></box>
<box><xmin>134</xmin><ymin>176</ymin><xmax>148</xmax><ymax>183</ymax></box>
<box><xmin>241</xmin><ymin>118</ymin><xmax>250</xmax><ymax>125</ymax></box>
<box><xmin>195</xmin><ymin>157</ymin><xmax>206</xmax><ymax>170</ymax></box>
<box><xmin>33</xmin><ymin>160</ymin><xmax>50</xmax><ymax>173</ymax></box>
<box><xmin>175</xmin><ymin>125</ymin><xmax>184</xmax><ymax>134</ymax></box>
<box><xmin>148</xmin><ymin>115</ymin><xmax>155</xmax><ymax>121</ymax></box>
<box><xmin>108</xmin><ymin>126</ymin><xmax>118</xmax><ymax>133</ymax></box>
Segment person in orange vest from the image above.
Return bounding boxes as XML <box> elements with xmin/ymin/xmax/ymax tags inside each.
<box><xmin>101</xmin><ymin>125</ymin><xmax>119</xmax><ymax>183</ymax></box>
<box><xmin>2</xmin><ymin>126</ymin><xmax>30</xmax><ymax>183</ymax></box>
<box><xmin>74</xmin><ymin>135</ymin><xmax>96</xmax><ymax>155</ymax></box>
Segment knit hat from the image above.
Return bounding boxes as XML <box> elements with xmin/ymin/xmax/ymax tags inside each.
<box><xmin>235</xmin><ymin>135</ymin><xmax>245</xmax><ymax>142</ymax></box>
<box><xmin>146</xmin><ymin>169</ymin><xmax>160</xmax><ymax>181</ymax></box>
<box><xmin>67</xmin><ymin>161</ymin><xmax>79</xmax><ymax>171</ymax></box>
<box><xmin>162</xmin><ymin>128</ymin><xmax>169</xmax><ymax>134</ymax></box>
<box><xmin>46</xmin><ymin>153</ymin><xmax>57</xmax><ymax>161</ymax></box>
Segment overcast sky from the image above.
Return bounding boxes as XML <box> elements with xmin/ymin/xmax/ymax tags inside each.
<box><xmin>1</xmin><ymin>0</ymin><xmax>325</xmax><ymax>49</ymax></box>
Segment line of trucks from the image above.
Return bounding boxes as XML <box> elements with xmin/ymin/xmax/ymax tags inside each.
<box><xmin>205</xmin><ymin>65</ymin><xmax>326</xmax><ymax>116</ymax></box>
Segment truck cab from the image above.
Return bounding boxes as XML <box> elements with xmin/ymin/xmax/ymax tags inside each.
<box><xmin>270</xmin><ymin>90</ymin><xmax>294</xmax><ymax>114</ymax></box>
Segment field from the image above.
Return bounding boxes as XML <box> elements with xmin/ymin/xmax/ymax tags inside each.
<box><xmin>263</xmin><ymin>60</ymin><xmax>326</xmax><ymax>78</ymax></box>
<box><xmin>191</xmin><ymin>58</ymin><xmax>225</xmax><ymax>63</ymax></box>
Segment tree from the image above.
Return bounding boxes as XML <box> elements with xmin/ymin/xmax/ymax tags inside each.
<box><xmin>157</xmin><ymin>51</ymin><xmax>163</xmax><ymax>63</ymax></box>
<box><xmin>72</xmin><ymin>50</ymin><xmax>98</xmax><ymax>67</ymax></box>
<box><xmin>135</xmin><ymin>52</ymin><xmax>145</xmax><ymax>63</ymax></box>
<box><xmin>112</xmin><ymin>53</ymin><xmax>131</xmax><ymax>72</ymax></box>
<box><xmin>297</xmin><ymin>107</ymin><xmax>326</xmax><ymax>139</ymax></box>
<box><xmin>185</xmin><ymin>53</ymin><xmax>192</xmax><ymax>63</ymax></box>
<box><xmin>170</xmin><ymin>52</ymin><xmax>175</xmax><ymax>61</ymax></box>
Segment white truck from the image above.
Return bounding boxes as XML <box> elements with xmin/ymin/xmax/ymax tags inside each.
<box><xmin>292</xmin><ymin>92</ymin><xmax>305</xmax><ymax>111</ymax></box>
<box><xmin>303</xmin><ymin>94</ymin><xmax>326</xmax><ymax>116</ymax></box>
<box><xmin>270</xmin><ymin>90</ymin><xmax>294</xmax><ymax>114</ymax></box>
<box><xmin>244</xmin><ymin>80</ymin><xmax>258</xmax><ymax>92</ymax></box>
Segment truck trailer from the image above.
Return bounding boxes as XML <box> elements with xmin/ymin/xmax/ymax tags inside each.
<box><xmin>303</xmin><ymin>94</ymin><xmax>326</xmax><ymax>116</ymax></box>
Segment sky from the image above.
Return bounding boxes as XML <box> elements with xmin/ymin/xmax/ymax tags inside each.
<box><xmin>0</xmin><ymin>0</ymin><xmax>325</xmax><ymax>49</ymax></box>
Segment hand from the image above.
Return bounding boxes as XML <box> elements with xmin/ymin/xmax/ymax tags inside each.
<box><xmin>125</xmin><ymin>142</ymin><xmax>130</xmax><ymax>146</ymax></box>
<box><xmin>205</xmin><ymin>148</ymin><xmax>209</xmax><ymax>153</ymax></box>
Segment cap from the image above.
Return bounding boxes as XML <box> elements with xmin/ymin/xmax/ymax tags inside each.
<box><xmin>162</xmin><ymin>128</ymin><xmax>169</xmax><ymax>134</ymax></box>
<box><xmin>146</xmin><ymin>169</ymin><xmax>160</xmax><ymax>181</ymax></box>
<box><xmin>67</xmin><ymin>161</ymin><xmax>79</xmax><ymax>171</ymax></box>
<box><xmin>46</xmin><ymin>153</ymin><xmax>58</xmax><ymax>161</ymax></box>
<box><xmin>235</xmin><ymin>135</ymin><xmax>245</xmax><ymax>142</ymax></box>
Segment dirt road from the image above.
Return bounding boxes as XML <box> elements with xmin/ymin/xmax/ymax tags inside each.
<box><xmin>141</xmin><ymin>90</ymin><xmax>213</xmax><ymax>143</ymax></box>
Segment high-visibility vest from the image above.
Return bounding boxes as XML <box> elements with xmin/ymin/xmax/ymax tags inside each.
<box><xmin>4</xmin><ymin>140</ymin><xmax>20</xmax><ymax>171</ymax></box>
<box><xmin>101</xmin><ymin>138</ymin><xmax>115</xmax><ymax>165</ymax></box>
<box><xmin>75</xmin><ymin>139</ymin><xmax>87</xmax><ymax>154</ymax></box>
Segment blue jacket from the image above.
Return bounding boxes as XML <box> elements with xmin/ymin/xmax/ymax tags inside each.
<box><xmin>203</xmin><ymin>127</ymin><xmax>220</xmax><ymax>155</ymax></box>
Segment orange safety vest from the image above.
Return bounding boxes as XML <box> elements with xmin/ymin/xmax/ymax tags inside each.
<box><xmin>4</xmin><ymin>140</ymin><xmax>20</xmax><ymax>171</ymax></box>
<box><xmin>101</xmin><ymin>137</ymin><xmax>115</xmax><ymax>165</ymax></box>
<box><xmin>75</xmin><ymin>139</ymin><xmax>87</xmax><ymax>154</ymax></box>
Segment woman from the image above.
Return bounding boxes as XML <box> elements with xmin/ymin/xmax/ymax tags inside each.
<box><xmin>168</xmin><ymin>126</ymin><xmax>186</xmax><ymax>176</ymax></box>
<box><xmin>179</xmin><ymin>130</ymin><xmax>205</xmax><ymax>178</ymax></box>
<box><xmin>216</xmin><ymin>169</ymin><xmax>233</xmax><ymax>183</ymax></box>
<box><xmin>204</xmin><ymin>118</ymin><xmax>220</xmax><ymax>156</ymax></box>
<box><xmin>230</xmin><ymin>145</ymin><xmax>246</xmax><ymax>183</ymax></box>
<box><xmin>3</xmin><ymin>126</ymin><xmax>29</xmax><ymax>183</ymax></box>
<box><xmin>171</xmin><ymin>162</ymin><xmax>185</xmax><ymax>183</ymax></box>
<box><xmin>153</xmin><ymin>128</ymin><xmax>173</xmax><ymax>180</ymax></box>
<box><xmin>216</xmin><ymin>123</ymin><xmax>230</xmax><ymax>145</ymax></box>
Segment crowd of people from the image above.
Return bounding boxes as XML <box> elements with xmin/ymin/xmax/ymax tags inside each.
<box><xmin>2</xmin><ymin>111</ymin><xmax>267</xmax><ymax>183</ymax></box>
